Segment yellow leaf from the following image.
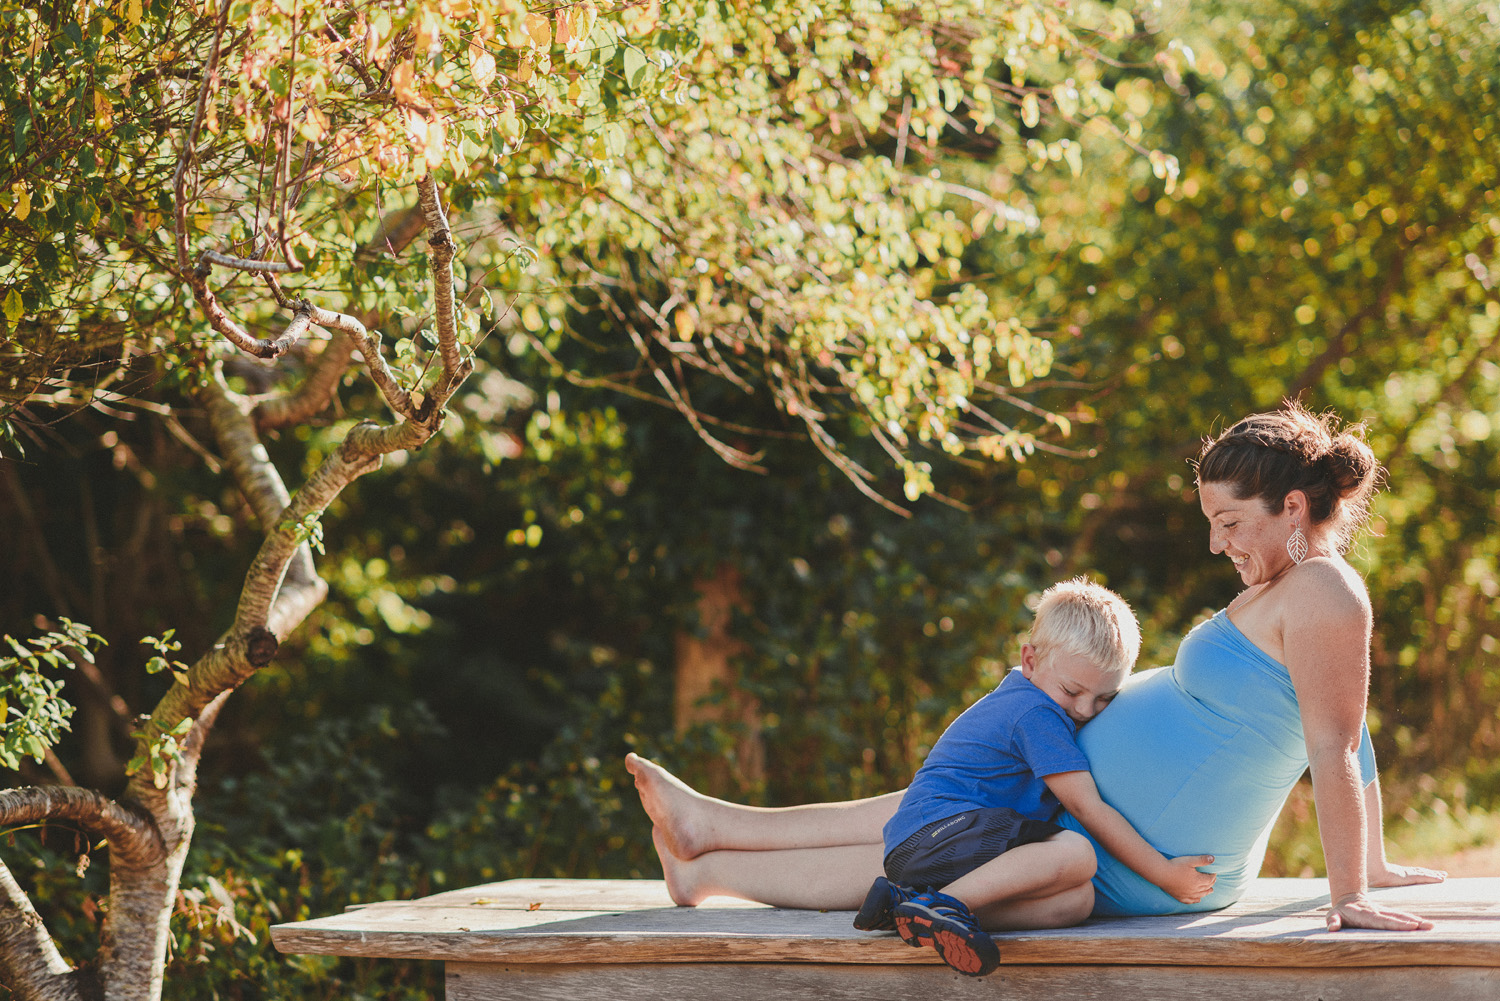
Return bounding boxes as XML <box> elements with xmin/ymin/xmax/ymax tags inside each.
<box><xmin>3</xmin><ymin>288</ymin><xmax>24</xmax><ymax>324</ymax></box>
<box><xmin>11</xmin><ymin>185</ymin><xmax>30</xmax><ymax>223</ymax></box>
<box><xmin>622</xmin><ymin>0</ymin><xmax>659</xmax><ymax>37</ymax></box>
<box><xmin>299</xmin><ymin>105</ymin><xmax>328</xmax><ymax>142</ymax></box>
<box><xmin>1063</xmin><ymin>141</ymin><xmax>1082</xmax><ymax>177</ymax></box>
<box><xmin>125</xmin><ymin>0</ymin><xmax>142</xmax><ymax>26</ymax></box>
<box><xmin>515</xmin><ymin>50</ymin><xmax>534</xmax><ymax>84</ymax></box>
<box><xmin>415</xmin><ymin>8</ymin><xmax>441</xmax><ymax>52</ymax></box>
<box><xmin>469</xmin><ymin>43</ymin><xmax>497</xmax><ymax>89</ymax></box>
<box><xmin>392</xmin><ymin>60</ymin><xmax>421</xmax><ymax>104</ymax></box>
<box><xmin>1021</xmin><ymin>92</ymin><xmax>1040</xmax><ymax>129</ymax></box>
<box><xmin>526</xmin><ymin>12</ymin><xmax>552</xmax><ymax>50</ymax></box>
<box><xmin>426</xmin><ymin>119</ymin><xmax>447</xmax><ymax>168</ymax></box>
<box><xmin>94</xmin><ymin>90</ymin><xmax>114</xmax><ymax>132</ymax></box>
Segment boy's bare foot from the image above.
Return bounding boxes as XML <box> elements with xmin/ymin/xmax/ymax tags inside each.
<box><xmin>625</xmin><ymin>752</ymin><xmax>715</xmax><ymax>860</ymax></box>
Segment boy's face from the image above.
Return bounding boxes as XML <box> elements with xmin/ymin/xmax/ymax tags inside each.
<box><xmin>1019</xmin><ymin>644</ymin><xmax>1126</xmax><ymax>726</ymax></box>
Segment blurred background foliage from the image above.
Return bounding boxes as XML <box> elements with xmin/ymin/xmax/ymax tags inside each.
<box><xmin>3</xmin><ymin>0</ymin><xmax>1498</xmax><ymax>996</ymax></box>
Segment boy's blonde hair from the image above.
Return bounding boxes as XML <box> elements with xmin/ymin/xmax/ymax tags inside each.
<box><xmin>1028</xmin><ymin>577</ymin><xmax>1140</xmax><ymax>677</ymax></box>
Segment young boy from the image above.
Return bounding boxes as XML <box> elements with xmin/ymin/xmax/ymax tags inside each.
<box><xmin>854</xmin><ymin>578</ymin><xmax>1216</xmax><ymax>976</ymax></box>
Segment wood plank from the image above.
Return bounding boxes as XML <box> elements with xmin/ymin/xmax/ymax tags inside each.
<box><xmin>445</xmin><ymin>961</ymin><xmax>1500</xmax><ymax>1001</ymax></box>
<box><xmin>343</xmin><ymin>876</ymin><xmax>1500</xmax><ymax>916</ymax></box>
<box><xmin>271</xmin><ymin>877</ymin><xmax>1500</xmax><ymax>968</ymax></box>
<box><xmin>381</xmin><ymin>878</ymin><xmax>761</xmax><ymax>911</ymax></box>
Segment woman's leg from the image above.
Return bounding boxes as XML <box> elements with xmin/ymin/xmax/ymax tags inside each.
<box><xmin>626</xmin><ymin>753</ymin><xmax>904</xmax><ymax>859</ymax></box>
<box><xmin>655</xmin><ymin>829</ymin><xmax>885</xmax><ymax>908</ymax></box>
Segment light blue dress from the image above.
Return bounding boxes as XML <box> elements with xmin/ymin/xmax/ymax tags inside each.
<box><xmin>1056</xmin><ymin>609</ymin><xmax>1376</xmax><ymax>916</ymax></box>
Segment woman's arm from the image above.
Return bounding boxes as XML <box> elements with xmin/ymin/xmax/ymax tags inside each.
<box><xmin>1046</xmin><ymin>770</ymin><xmax>1216</xmax><ymax>904</ymax></box>
<box><xmin>1281</xmin><ymin>562</ymin><xmax>1432</xmax><ymax>931</ymax></box>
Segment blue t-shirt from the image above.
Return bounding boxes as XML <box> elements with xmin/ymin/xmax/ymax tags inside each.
<box><xmin>882</xmin><ymin>669</ymin><xmax>1090</xmax><ymax>853</ymax></box>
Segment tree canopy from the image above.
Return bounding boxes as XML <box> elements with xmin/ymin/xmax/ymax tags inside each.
<box><xmin>0</xmin><ymin>2</ymin><xmax>1192</xmax><ymax>998</ymax></box>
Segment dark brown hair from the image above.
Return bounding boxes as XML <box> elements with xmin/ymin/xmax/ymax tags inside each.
<box><xmin>1194</xmin><ymin>403</ymin><xmax>1383</xmax><ymax>551</ymax></box>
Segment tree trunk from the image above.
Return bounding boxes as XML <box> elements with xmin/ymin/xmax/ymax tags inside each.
<box><xmin>673</xmin><ymin>564</ymin><xmax>764</xmax><ymax>791</ymax></box>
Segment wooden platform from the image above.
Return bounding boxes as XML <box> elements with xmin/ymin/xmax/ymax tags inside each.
<box><xmin>271</xmin><ymin>877</ymin><xmax>1500</xmax><ymax>999</ymax></box>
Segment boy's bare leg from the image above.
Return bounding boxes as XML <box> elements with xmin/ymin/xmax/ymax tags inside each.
<box><xmin>654</xmin><ymin>828</ymin><xmax>885</xmax><ymax>909</ymax></box>
<box><xmin>626</xmin><ymin>752</ymin><xmax>904</xmax><ymax>859</ymax></box>
<box><xmin>939</xmin><ymin>830</ymin><xmax>1097</xmax><ymax>927</ymax></box>
<box><xmin>973</xmin><ymin>880</ymin><xmax>1095</xmax><ymax>930</ymax></box>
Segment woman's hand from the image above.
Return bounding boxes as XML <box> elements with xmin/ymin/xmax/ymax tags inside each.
<box><xmin>1368</xmin><ymin>861</ymin><xmax>1447</xmax><ymax>887</ymax></box>
<box><xmin>1326</xmin><ymin>891</ymin><xmax>1434</xmax><ymax>932</ymax></box>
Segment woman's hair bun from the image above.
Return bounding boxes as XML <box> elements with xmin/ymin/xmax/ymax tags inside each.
<box><xmin>1321</xmin><ymin>431</ymin><xmax>1379</xmax><ymax>497</ymax></box>
<box><xmin>1197</xmin><ymin>401</ymin><xmax>1385</xmax><ymax>552</ymax></box>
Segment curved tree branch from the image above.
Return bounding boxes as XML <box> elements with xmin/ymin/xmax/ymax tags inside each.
<box><xmin>0</xmin><ymin>787</ymin><xmax>164</xmax><ymax>869</ymax></box>
<box><xmin>252</xmin><ymin>329</ymin><xmax>356</xmax><ymax>432</ymax></box>
<box><xmin>304</xmin><ymin>305</ymin><xmax>418</xmax><ymax>417</ymax></box>
<box><xmin>204</xmin><ymin>378</ymin><xmax>326</xmax><ymax>621</ymax></box>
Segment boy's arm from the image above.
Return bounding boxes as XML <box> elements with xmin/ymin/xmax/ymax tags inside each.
<box><xmin>1045</xmin><ymin>769</ymin><xmax>1217</xmax><ymax>905</ymax></box>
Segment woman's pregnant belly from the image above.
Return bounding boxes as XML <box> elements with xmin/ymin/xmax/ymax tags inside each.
<box><xmin>1058</xmin><ymin>666</ymin><xmax>1308</xmax><ymax>915</ymax></box>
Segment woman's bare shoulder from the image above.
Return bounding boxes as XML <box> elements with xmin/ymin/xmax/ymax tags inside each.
<box><xmin>1279</xmin><ymin>556</ymin><xmax>1372</xmax><ymax>627</ymax></box>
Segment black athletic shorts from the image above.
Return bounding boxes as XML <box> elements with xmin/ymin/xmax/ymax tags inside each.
<box><xmin>883</xmin><ymin>807</ymin><xmax>1063</xmax><ymax>890</ymax></box>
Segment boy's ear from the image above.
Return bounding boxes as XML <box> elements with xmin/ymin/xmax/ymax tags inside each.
<box><xmin>1019</xmin><ymin>643</ymin><xmax>1038</xmax><ymax>677</ymax></box>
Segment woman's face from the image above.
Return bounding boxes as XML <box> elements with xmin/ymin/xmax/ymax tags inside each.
<box><xmin>1198</xmin><ymin>481</ymin><xmax>1297</xmax><ymax>587</ymax></box>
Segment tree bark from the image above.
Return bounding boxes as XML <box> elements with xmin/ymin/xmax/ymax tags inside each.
<box><xmin>673</xmin><ymin>564</ymin><xmax>765</xmax><ymax>791</ymax></box>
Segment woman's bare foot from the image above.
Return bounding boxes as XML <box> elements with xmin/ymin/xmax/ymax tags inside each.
<box><xmin>653</xmin><ymin>827</ymin><xmax>709</xmax><ymax>906</ymax></box>
<box><xmin>625</xmin><ymin>752</ymin><xmax>716</xmax><ymax>859</ymax></box>
<box><xmin>1370</xmin><ymin>862</ymin><xmax>1448</xmax><ymax>887</ymax></box>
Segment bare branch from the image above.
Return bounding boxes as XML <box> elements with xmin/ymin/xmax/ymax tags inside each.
<box><xmin>203</xmin><ymin>376</ymin><xmax>327</xmax><ymax>627</ymax></box>
<box><xmin>416</xmin><ymin>173</ymin><xmax>464</xmax><ymax>376</ymax></box>
<box><xmin>626</xmin><ymin>327</ymin><xmax>766</xmax><ymax>472</ymax></box>
<box><xmin>186</xmin><ymin>265</ymin><xmax>315</xmax><ymax>360</ymax></box>
<box><xmin>0</xmin><ymin>787</ymin><xmax>164</xmax><ymax>868</ymax></box>
<box><xmin>198</xmin><ymin>250</ymin><xmax>300</xmax><ymax>274</ymax></box>
<box><xmin>0</xmin><ymin>859</ymin><xmax>79</xmax><ymax>1001</ymax></box>
<box><xmin>172</xmin><ymin>0</ymin><xmax>232</xmax><ymax>274</ymax></box>
<box><xmin>42</xmin><ymin>747</ymin><xmax>75</xmax><ymax>787</ymax></box>
<box><xmin>805</xmin><ymin>418</ymin><xmax>911</xmax><ymax>517</ymax></box>
<box><xmin>204</xmin><ymin>379</ymin><xmax>295</xmax><ymax>526</ymax></box>
<box><xmin>252</xmin><ymin>330</ymin><xmax>357</xmax><ymax>431</ymax></box>
<box><xmin>145</xmin><ymin>411</ymin><xmax>436</xmax><ymax>743</ymax></box>
<box><xmin>304</xmin><ymin>304</ymin><xmax>418</xmax><ymax>417</ymax></box>
<box><xmin>355</xmin><ymin>203</ymin><xmax>429</xmax><ymax>263</ymax></box>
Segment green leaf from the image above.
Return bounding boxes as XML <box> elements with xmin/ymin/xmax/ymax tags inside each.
<box><xmin>3</xmin><ymin>288</ymin><xmax>23</xmax><ymax>324</ymax></box>
<box><xmin>624</xmin><ymin>46</ymin><xmax>648</xmax><ymax>89</ymax></box>
<box><xmin>603</xmin><ymin>122</ymin><xmax>626</xmax><ymax>157</ymax></box>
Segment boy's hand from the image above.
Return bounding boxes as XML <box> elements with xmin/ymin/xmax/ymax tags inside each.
<box><xmin>1157</xmin><ymin>855</ymin><xmax>1216</xmax><ymax>904</ymax></box>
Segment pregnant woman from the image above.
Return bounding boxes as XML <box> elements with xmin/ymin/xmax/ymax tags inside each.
<box><xmin>627</xmin><ymin>405</ymin><xmax>1445</xmax><ymax>932</ymax></box>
